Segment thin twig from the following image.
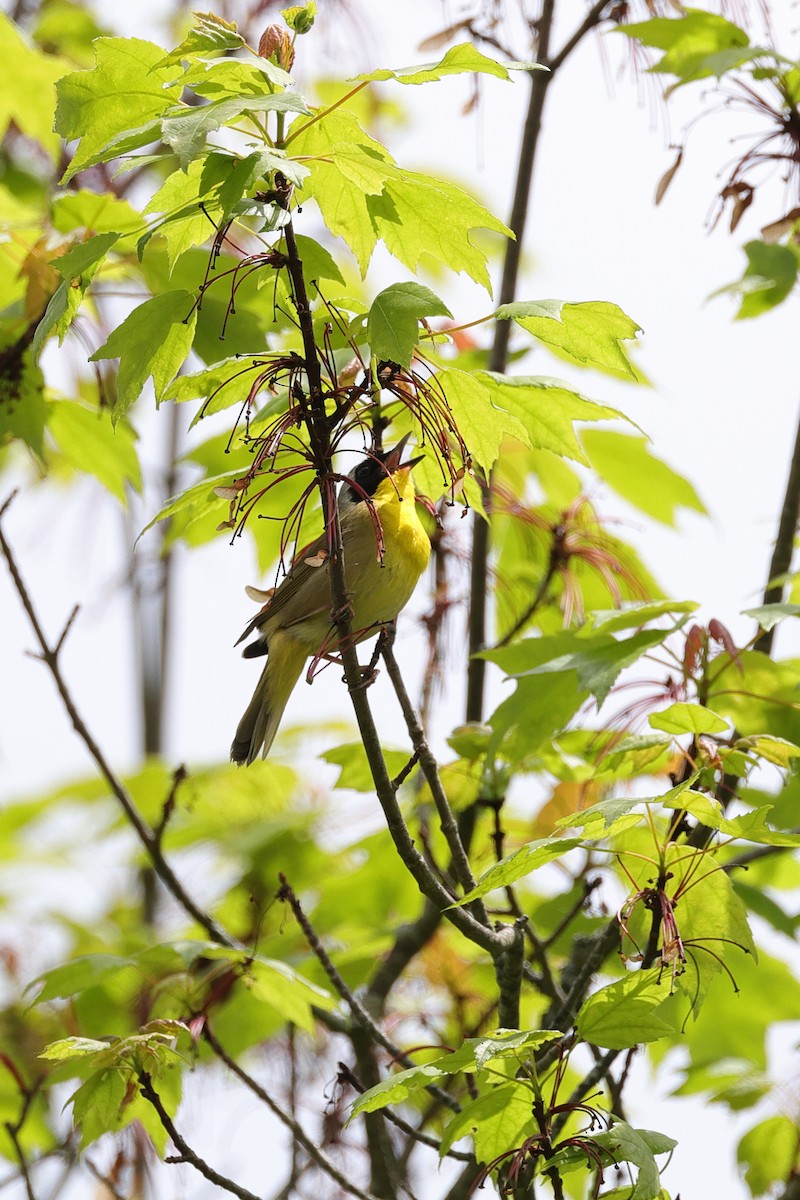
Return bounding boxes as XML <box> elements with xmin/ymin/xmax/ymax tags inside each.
<box><xmin>551</xmin><ymin>1049</ymin><xmax>621</xmax><ymax>1140</ymax></box>
<box><xmin>84</xmin><ymin>1158</ymin><xmax>128</xmax><ymax>1200</ymax></box>
<box><xmin>277</xmin><ymin>876</ymin><xmax>460</xmax><ymax>1113</ymax></box>
<box><xmin>0</xmin><ymin>500</ymin><xmax>236</xmax><ymax>950</ymax></box>
<box><xmin>201</xmin><ymin>1025</ymin><xmax>382</xmax><ymax>1200</ymax></box>
<box><xmin>338</xmin><ymin>1064</ymin><xmax>473</xmax><ymax>1163</ymax></box>
<box><xmin>549</xmin><ymin>0</ymin><xmax>612</xmax><ymax>72</ymax></box>
<box><xmin>543</xmin><ymin>877</ymin><xmax>602</xmax><ymax>949</ymax></box>
<box><xmin>4</xmin><ymin>1104</ymin><xmax>37</xmax><ymax>1200</ymax></box>
<box><xmin>138</xmin><ymin>1072</ymin><xmax>259</xmax><ymax>1200</ymax></box>
<box><xmin>381</xmin><ymin>636</ymin><xmax>488</xmax><ymax>921</ymax></box>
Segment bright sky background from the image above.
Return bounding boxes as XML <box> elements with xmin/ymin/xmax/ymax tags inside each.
<box><xmin>2</xmin><ymin>2</ymin><xmax>799</xmax><ymax>1197</ymax></box>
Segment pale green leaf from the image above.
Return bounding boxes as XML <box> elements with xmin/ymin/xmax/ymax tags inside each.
<box><xmin>55</xmin><ymin>38</ymin><xmax>182</xmax><ymax>182</ymax></box>
<box><xmin>577</xmin><ymin>970</ymin><xmax>676</xmax><ymax>1049</ymax></box>
<box><xmin>582</xmin><ymin>430</ymin><xmax>706</xmax><ymax>526</ymax></box>
<box><xmin>367</xmin><ymin>282</ymin><xmax>452</xmax><ymax>367</ymax></box>
<box><xmin>454</xmin><ymin>839</ymin><xmax>581</xmax><ymax>904</ymax></box>
<box><xmin>139</xmin><ymin>468</ymin><xmax>240</xmax><ymax>540</ymax></box>
<box><xmin>440</xmin><ymin>1082</ymin><xmax>533</xmax><ymax>1161</ymax></box>
<box><xmin>619</xmin><ymin>12</ymin><xmax>750</xmax><ymax>83</ymax></box>
<box><xmin>89</xmin><ymin>290</ymin><xmax>197</xmax><ymax>420</ymax></box>
<box><xmin>289</xmin><ymin>109</ymin><xmax>389</xmax><ymax>271</ymax></box>
<box><xmin>512</xmin><ymin>627</ymin><xmax>669</xmax><ymax>705</ymax></box>
<box><xmin>248</xmin><ymin>958</ymin><xmax>334</xmax><ymax>1033</ymax></box>
<box><xmin>715</xmin><ymin>241</ymin><xmax>800</xmax><ymax>319</ymax></box>
<box><xmin>179</xmin><ymin>56</ymin><xmax>294</xmax><ymax>97</ymax></box>
<box><xmin>39</xmin><ymin>1037</ymin><xmax>112</xmax><ymax>1062</ymax></box>
<box><xmin>327</xmin><ymin>143</ymin><xmax>394</xmax><ymax>194</ymax></box>
<box><xmin>161</xmin><ymin>92</ymin><xmax>308</xmax><ymax>169</ymax></box>
<box><xmin>649</xmin><ymin>703</ymin><xmax>729</xmax><ymax>736</ymax></box>
<box><xmin>586</xmin><ymin>599</ymin><xmax>699</xmax><ymax>634</ymax></box>
<box><xmin>352</xmin><ymin>42</ymin><xmax>543</xmax><ymax>85</ymax></box>
<box><xmin>69</xmin><ymin>1071</ymin><xmax>128</xmax><ymax>1149</ymax></box>
<box><xmin>477</xmin><ymin>373</ymin><xmax>624</xmax><ymax>463</ymax></box>
<box><xmin>53</xmin><ymin>232</ymin><xmax>121</xmax><ymax>281</ymax></box>
<box><xmin>0</xmin><ymin>347</ymin><xmax>47</xmax><ymax>455</ymax></box>
<box><xmin>155</xmin><ymin>11</ymin><xmax>245</xmax><ymax>67</ymax></box>
<box><xmin>350</xmin><ymin>1029</ymin><xmax>559</xmax><ymax>1118</ymax></box>
<box><xmin>676</xmin><ymin>856</ymin><xmax>757</xmax><ymax>965</ymax></box>
<box><xmin>590</xmin><ymin>1121</ymin><xmax>676</xmax><ymax>1200</ymax></box>
<box><xmin>47</xmin><ymin>400</ymin><xmax>142</xmax><ymax>504</ymax></box>
<box><xmin>370</xmin><ymin>171</ymin><xmax>511</xmax><ymax>293</ymax></box>
<box><xmin>742</xmin><ymin>603</ymin><xmax>800</xmax><ymax>632</ymax></box>
<box><xmin>0</xmin><ymin>14</ymin><xmax>66</xmax><ymax>159</ymax></box>
<box><xmin>496</xmin><ymin>299</ymin><xmax>643</xmax><ymax>381</ymax></box>
<box><xmin>27</xmin><ymin>953</ymin><xmax>136</xmax><ymax>1003</ymax></box>
<box><xmin>33</xmin><ymin>234</ymin><xmax>120</xmax><ymax>357</ymax></box>
<box><xmin>434</xmin><ymin>368</ymin><xmax>529</xmax><ymax>474</ymax></box>
<box><xmin>737</xmin><ymin>1115</ymin><xmax>798</xmax><ymax>1194</ymax></box>
<box><xmin>142</xmin><ymin>156</ymin><xmax>222</xmax><ymax>269</ymax></box>
<box><xmin>322</xmin><ymin>743</ymin><xmax>411</xmax><ymax>792</ymax></box>
<box><xmin>735</xmin><ymin>733</ymin><xmax>800</xmax><ymax>767</ymax></box>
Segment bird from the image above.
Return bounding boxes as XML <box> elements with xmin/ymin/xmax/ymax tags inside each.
<box><xmin>230</xmin><ymin>436</ymin><xmax>431</xmax><ymax>764</ymax></box>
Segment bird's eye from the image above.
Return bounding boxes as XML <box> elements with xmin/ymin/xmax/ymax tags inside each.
<box><xmin>349</xmin><ymin>456</ymin><xmax>385</xmax><ymax>499</ymax></box>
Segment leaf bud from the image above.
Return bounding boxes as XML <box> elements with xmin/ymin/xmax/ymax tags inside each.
<box><xmin>258</xmin><ymin>24</ymin><xmax>295</xmax><ymax>71</ymax></box>
<box><xmin>281</xmin><ymin>1</ymin><xmax>317</xmax><ymax>34</ymax></box>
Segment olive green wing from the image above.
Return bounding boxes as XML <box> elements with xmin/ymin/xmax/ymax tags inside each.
<box><xmin>236</xmin><ymin>529</ymin><xmax>332</xmax><ymax>652</ymax></box>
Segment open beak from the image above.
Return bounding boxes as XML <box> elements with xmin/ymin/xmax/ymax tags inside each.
<box><xmin>383</xmin><ymin>433</ymin><xmax>424</xmax><ymax>475</ymax></box>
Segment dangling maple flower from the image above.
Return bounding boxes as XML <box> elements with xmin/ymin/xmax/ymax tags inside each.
<box><xmin>493</xmin><ymin>490</ymin><xmax>648</xmax><ymax>642</ymax></box>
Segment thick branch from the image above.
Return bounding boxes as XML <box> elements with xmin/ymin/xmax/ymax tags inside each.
<box><xmin>465</xmin><ymin>0</ymin><xmax>556</xmax><ymax>721</ymax></box>
<box><xmin>757</xmin><ymin>399</ymin><xmax>800</xmax><ymax>655</ymax></box>
<box><xmin>495</xmin><ymin>918</ymin><xmax>527</xmax><ymax>1029</ymax></box>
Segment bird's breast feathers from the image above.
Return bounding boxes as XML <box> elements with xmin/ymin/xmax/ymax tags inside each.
<box><xmin>345</xmin><ymin>470</ymin><xmax>430</xmax><ymax>628</ymax></box>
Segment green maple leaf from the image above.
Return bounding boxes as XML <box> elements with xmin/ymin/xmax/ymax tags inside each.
<box><xmin>496</xmin><ymin>299</ymin><xmax>644</xmax><ymax>381</ymax></box>
<box><xmin>434</xmin><ymin>368</ymin><xmax>529</xmax><ymax>474</ymax></box>
<box><xmin>478</xmin><ymin>373</ymin><xmax>624</xmax><ymax>463</ymax></box>
<box><xmin>366</xmin><ymin>282</ymin><xmax>452</xmax><ymax>367</ymax></box>
<box><xmin>353</xmin><ymin>41</ymin><xmax>544</xmax><ymax>85</ymax></box>
<box><xmin>55</xmin><ymin>38</ymin><xmax>183</xmax><ymax>182</ymax></box>
<box><xmin>90</xmin><ymin>290</ymin><xmax>197</xmax><ymax>421</ymax></box>
<box><xmin>0</xmin><ymin>14</ymin><xmax>67</xmax><ymax>160</ymax></box>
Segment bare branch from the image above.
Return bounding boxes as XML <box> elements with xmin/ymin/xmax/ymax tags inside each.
<box><xmin>277</xmin><ymin>876</ymin><xmax>460</xmax><ymax>1113</ymax></box>
<box><xmin>495</xmin><ymin>918</ymin><xmax>527</xmax><ymax>1030</ymax></box>
<box><xmin>338</xmin><ymin>1063</ymin><xmax>473</xmax><ymax>1164</ymax></box>
<box><xmin>0</xmin><ymin>505</ymin><xmax>236</xmax><ymax>951</ymax></box>
<box><xmin>381</xmin><ymin>635</ymin><xmax>488</xmax><ymax>922</ymax></box>
<box><xmin>756</xmin><ymin>399</ymin><xmax>800</xmax><ymax>654</ymax></box>
<box><xmin>138</xmin><ymin>1072</ymin><xmax>260</xmax><ymax>1200</ymax></box>
<box><xmin>201</xmin><ymin>1025</ymin><xmax>382</xmax><ymax>1200</ymax></box>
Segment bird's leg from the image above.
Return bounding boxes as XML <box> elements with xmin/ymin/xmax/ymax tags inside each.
<box><xmin>352</xmin><ymin>622</ymin><xmax>396</xmax><ymax>690</ymax></box>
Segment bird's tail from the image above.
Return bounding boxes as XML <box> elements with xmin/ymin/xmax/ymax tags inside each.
<box><xmin>230</xmin><ymin>631</ymin><xmax>309</xmax><ymax>764</ymax></box>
